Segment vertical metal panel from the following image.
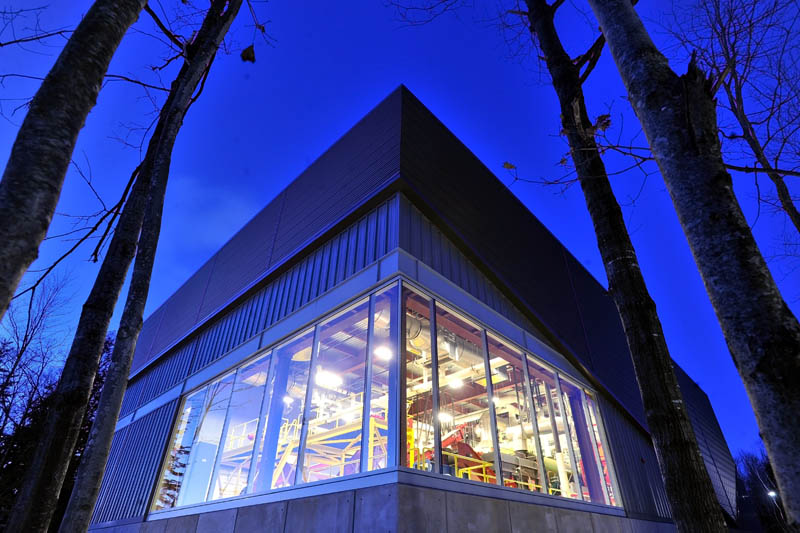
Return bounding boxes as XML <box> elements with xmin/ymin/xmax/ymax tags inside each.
<box><xmin>675</xmin><ymin>365</ymin><xmax>737</xmax><ymax>518</ymax></box>
<box><xmin>597</xmin><ymin>395</ymin><xmax>671</xmax><ymax>520</ymax></box>
<box><xmin>123</xmin><ymin>340</ymin><xmax>197</xmax><ymax>414</ymax></box>
<box><xmin>399</xmin><ymin>196</ymin><xmax>541</xmax><ymax>337</ymax></box>
<box><xmin>161</xmin><ymin>199</ymin><xmax>399</xmax><ymax>378</ymax></box>
<box><xmin>119</xmin><ymin>380</ymin><xmax>142</xmax><ymax>418</ymax></box>
<box><xmin>91</xmin><ymin>399</ymin><xmax>178</xmax><ymax>526</ymax></box>
<box><xmin>131</xmin><ymin>89</ymin><xmax>404</xmax><ymax>375</ymax></box>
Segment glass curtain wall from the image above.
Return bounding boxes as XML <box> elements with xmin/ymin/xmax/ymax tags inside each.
<box><xmin>152</xmin><ymin>281</ymin><xmax>619</xmax><ymax>511</ymax></box>
<box><xmin>400</xmin><ymin>285</ymin><xmax>620</xmax><ymax>506</ymax></box>
<box><xmin>152</xmin><ymin>286</ymin><xmax>398</xmax><ymax>510</ymax></box>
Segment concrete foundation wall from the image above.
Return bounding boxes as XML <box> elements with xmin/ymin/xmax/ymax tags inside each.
<box><xmin>91</xmin><ymin>484</ymin><xmax>675</xmax><ymax>533</ymax></box>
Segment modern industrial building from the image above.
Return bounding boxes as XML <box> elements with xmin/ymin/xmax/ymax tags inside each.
<box><xmin>89</xmin><ymin>87</ymin><xmax>736</xmax><ymax>532</ymax></box>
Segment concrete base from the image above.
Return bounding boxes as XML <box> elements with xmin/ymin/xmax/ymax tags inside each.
<box><xmin>91</xmin><ymin>484</ymin><xmax>675</xmax><ymax>533</ymax></box>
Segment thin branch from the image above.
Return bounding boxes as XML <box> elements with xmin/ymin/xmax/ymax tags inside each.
<box><xmin>0</xmin><ymin>29</ymin><xmax>72</xmax><ymax>47</ymax></box>
<box><xmin>12</xmin><ymin>165</ymin><xmax>140</xmax><ymax>300</ymax></box>
<box><xmin>144</xmin><ymin>4</ymin><xmax>184</xmax><ymax>51</ymax></box>
<box><xmin>103</xmin><ymin>74</ymin><xmax>169</xmax><ymax>92</ymax></box>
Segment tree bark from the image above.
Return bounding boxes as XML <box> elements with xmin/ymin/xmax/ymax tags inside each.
<box><xmin>57</xmin><ymin>1</ymin><xmax>242</xmax><ymax>531</ymax></box>
<box><xmin>524</xmin><ymin>1</ymin><xmax>728</xmax><ymax>530</ymax></box>
<box><xmin>586</xmin><ymin>0</ymin><xmax>800</xmax><ymax>525</ymax></box>
<box><xmin>0</xmin><ymin>0</ymin><xmax>146</xmax><ymax>321</ymax></box>
<box><xmin>4</xmin><ymin>159</ymin><xmax>151</xmax><ymax>533</ymax></box>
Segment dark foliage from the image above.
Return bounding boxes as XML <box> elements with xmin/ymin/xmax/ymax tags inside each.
<box><xmin>736</xmin><ymin>450</ymin><xmax>793</xmax><ymax>532</ymax></box>
<box><xmin>0</xmin><ymin>335</ymin><xmax>113</xmax><ymax>531</ymax></box>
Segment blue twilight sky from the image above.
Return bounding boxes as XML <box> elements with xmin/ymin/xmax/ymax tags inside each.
<box><xmin>1</xmin><ymin>1</ymin><xmax>797</xmax><ymax>458</ymax></box>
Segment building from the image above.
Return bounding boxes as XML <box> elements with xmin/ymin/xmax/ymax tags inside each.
<box><xmin>89</xmin><ymin>87</ymin><xmax>737</xmax><ymax>532</ymax></box>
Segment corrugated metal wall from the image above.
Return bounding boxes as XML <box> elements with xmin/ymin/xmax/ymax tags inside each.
<box><xmin>119</xmin><ymin>198</ymin><xmax>399</xmax><ymax>418</ymax></box>
<box><xmin>598</xmin><ymin>396</ymin><xmax>672</xmax><ymax>521</ymax></box>
<box><xmin>91</xmin><ymin>400</ymin><xmax>177</xmax><ymax>525</ymax></box>
<box><xmin>398</xmin><ymin>88</ymin><xmax>649</xmax><ymax>429</ymax></box>
<box><xmin>398</xmin><ymin>196</ymin><xmax>540</xmax><ymax>334</ymax></box>
<box><xmin>675</xmin><ymin>366</ymin><xmax>737</xmax><ymax>518</ymax></box>
<box><xmin>130</xmin><ymin>89</ymin><xmax>403</xmax><ymax>374</ymax></box>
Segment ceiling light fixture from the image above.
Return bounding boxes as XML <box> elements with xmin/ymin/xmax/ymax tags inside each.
<box><xmin>374</xmin><ymin>346</ymin><xmax>393</xmax><ymax>361</ymax></box>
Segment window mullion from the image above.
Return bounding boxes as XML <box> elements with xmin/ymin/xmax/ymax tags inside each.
<box><xmin>294</xmin><ymin>324</ymin><xmax>321</xmax><ymax>486</ymax></box>
<box><xmin>359</xmin><ymin>295</ymin><xmax>376</xmax><ymax>472</ymax></box>
<box><xmin>554</xmin><ymin>372</ymin><xmax>584</xmax><ymax>501</ymax></box>
<box><xmin>481</xmin><ymin>330</ymin><xmax>504</xmax><ymax>486</ymax></box>
<box><xmin>581</xmin><ymin>389</ymin><xmax>610</xmax><ymax>505</ymax></box>
<box><xmin>521</xmin><ymin>354</ymin><xmax>549</xmax><ymax>494</ymax></box>
<box><xmin>429</xmin><ymin>298</ymin><xmax>443</xmax><ymax>474</ymax></box>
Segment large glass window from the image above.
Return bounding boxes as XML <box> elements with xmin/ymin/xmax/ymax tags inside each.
<box><xmin>486</xmin><ymin>334</ymin><xmax>543</xmax><ymax>493</ymax></box>
<box><xmin>185</xmin><ymin>374</ymin><xmax>235</xmax><ymax>504</ymax></box>
<box><xmin>435</xmin><ymin>303</ymin><xmax>496</xmax><ymax>486</ymax></box>
<box><xmin>366</xmin><ymin>285</ymin><xmax>398</xmax><ymax>470</ymax></box>
<box><xmin>527</xmin><ymin>357</ymin><xmax>580</xmax><ymax>500</ymax></box>
<box><xmin>152</xmin><ymin>280</ymin><xmax>620</xmax><ymax>511</ymax></box>
<box><xmin>298</xmin><ymin>299</ymin><xmax>369</xmax><ymax>483</ymax></box>
<box><xmin>208</xmin><ymin>354</ymin><xmax>270</xmax><ymax>500</ymax></box>
<box><xmin>559</xmin><ymin>377</ymin><xmax>606</xmax><ymax>503</ymax></box>
<box><xmin>152</xmin><ymin>388</ymin><xmax>207</xmax><ymax>510</ymax></box>
<box><xmin>403</xmin><ymin>288</ymin><xmax>435</xmax><ymax>472</ymax></box>
<box><xmin>585</xmin><ymin>391</ymin><xmax>619</xmax><ymax>505</ymax></box>
<box><xmin>252</xmin><ymin>328</ymin><xmax>314</xmax><ymax>492</ymax></box>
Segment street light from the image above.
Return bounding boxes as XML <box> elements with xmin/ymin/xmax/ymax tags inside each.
<box><xmin>768</xmin><ymin>490</ymin><xmax>778</xmax><ymax>498</ymax></box>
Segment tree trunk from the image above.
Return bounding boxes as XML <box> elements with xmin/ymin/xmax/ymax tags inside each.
<box><xmin>0</xmin><ymin>0</ymin><xmax>146</xmax><ymax>321</ymax></box>
<box><xmin>586</xmin><ymin>0</ymin><xmax>800</xmax><ymax>525</ymax></box>
<box><xmin>4</xmin><ymin>161</ymin><xmax>150</xmax><ymax>533</ymax></box>
<box><xmin>57</xmin><ymin>1</ymin><xmax>242</xmax><ymax>531</ymax></box>
<box><xmin>524</xmin><ymin>1</ymin><xmax>728</xmax><ymax>530</ymax></box>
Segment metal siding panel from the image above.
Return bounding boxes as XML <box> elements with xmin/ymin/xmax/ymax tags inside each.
<box><xmin>366</xmin><ymin>209</ymin><xmax>378</xmax><ymax>264</ymax></box>
<box><xmin>399</xmin><ymin>89</ymin><xmax>594</xmax><ymax>382</ymax></box>
<box><xmin>598</xmin><ymin>396</ymin><xmax>671</xmax><ymax>521</ymax></box>
<box><xmin>91</xmin><ymin>400</ymin><xmax>177</xmax><ymax>526</ymax></box>
<box><xmin>675</xmin><ymin>365</ymin><xmax>737</xmax><ymax>517</ymax></box>
<box><xmin>91</xmin><ymin>425</ymin><xmax>129</xmax><ymax>523</ymax></box>
<box><xmin>399</xmin><ymin>200</ymin><xmax>540</xmax><ymax>335</ymax></box>
<box><xmin>133</xmin><ymin>90</ymin><xmax>402</xmax><ymax>375</ymax></box>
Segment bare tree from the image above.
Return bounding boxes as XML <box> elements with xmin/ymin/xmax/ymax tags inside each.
<box><xmin>586</xmin><ymin>0</ymin><xmax>800</xmax><ymax>526</ymax></box>
<box><xmin>0</xmin><ymin>0</ymin><xmax>147</xmax><ymax>321</ymax></box>
<box><xmin>670</xmin><ymin>0</ymin><xmax>800</xmax><ymax>239</ymax></box>
<box><xmin>58</xmin><ymin>1</ymin><xmax>244</xmax><ymax>530</ymax></box>
<box><xmin>392</xmin><ymin>1</ymin><xmax>728</xmax><ymax>530</ymax></box>
<box><xmin>0</xmin><ymin>277</ymin><xmax>67</xmax><ymax>437</ymax></box>
<box><xmin>5</xmin><ymin>0</ymin><xmax>254</xmax><ymax>527</ymax></box>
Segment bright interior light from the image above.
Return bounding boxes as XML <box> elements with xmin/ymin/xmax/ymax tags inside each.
<box><xmin>768</xmin><ymin>490</ymin><xmax>778</xmax><ymax>497</ymax></box>
<box><xmin>449</xmin><ymin>377</ymin><xmax>464</xmax><ymax>389</ymax></box>
<box><xmin>438</xmin><ymin>412</ymin><xmax>454</xmax><ymax>424</ymax></box>
<box><xmin>492</xmin><ymin>396</ymin><xmax>500</xmax><ymax>405</ymax></box>
<box><xmin>315</xmin><ymin>368</ymin><xmax>343</xmax><ymax>389</ymax></box>
<box><xmin>282</xmin><ymin>395</ymin><xmax>293</xmax><ymax>405</ymax></box>
<box><xmin>374</xmin><ymin>346</ymin><xmax>393</xmax><ymax>361</ymax></box>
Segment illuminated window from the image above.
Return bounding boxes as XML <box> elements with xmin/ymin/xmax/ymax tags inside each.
<box><xmin>208</xmin><ymin>355</ymin><xmax>270</xmax><ymax>500</ymax></box>
<box><xmin>527</xmin><ymin>357</ymin><xmax>580</xmax><ymax>499</ymax></box>
<box><xmin>152</xmin><ymin>280</ymin><xmax>621</xmax><ymax>511</ymax></box>
<box><xmin>252</xmin><ymin>329</ymin><xmax>314</xmax><ymax>491</ymax></box>
<box><xmin>486</xmin><ymin>334</ymin><xmax>544</xmax><ymax>493</ymax></box>
<box><xmin>366</xmin><ymin>285</ymin><xmax>398</xmax><ymax>471</ymax></box>
<box><xmin>403</xmin><ymin>288</ymin><xmax>434</xmax><ymax>472</ymax></box>
<box><xmin>298</xmin><ymin>299</ymin><xmax>369</xmax><ymax>483</ymax></box>
<box><xmin>435</xmin><ymin>304</ymin><xmax>496</xmax><ymax>486</ymax></box>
